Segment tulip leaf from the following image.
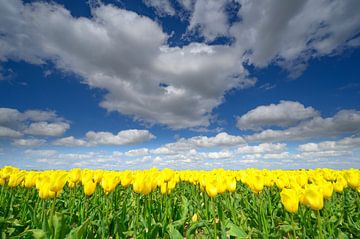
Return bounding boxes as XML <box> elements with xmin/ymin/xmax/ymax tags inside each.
<box><xmin>65</xmin><ymin>218</ymin><xmax>90</xmax><ymax>239</ymax></box>
<box><xmin>28</xmin><ymin>229</ymin><xmax>47</xmax><ymax>239</ymax></box>
<box><xmin>226</xmin><ymin>221</ymin><xmax>247</xmax><ymax>238</ymax></box>
<box><xmin>167</xmin><ymin>224</ymin><xmax>183</xmax><ymax>239</ymax></box>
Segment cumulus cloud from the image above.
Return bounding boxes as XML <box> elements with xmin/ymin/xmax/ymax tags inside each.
<box><xmin>204</xmin><ymin>150</ymin><xmax>232</xmax><ymax>159</ymax></box>
<box><xmin>13</xmin><ymin>138</ymin><xmax>46</xmax><ymax>147</ymax></box>
<box><xmin>177</xmin><ymin>0</ymin><xmax>360</xmax><ymax>77</ymax></box>
<box><xmin>53</xmin><ymin>136</ymin><xmax>88</xmax><ymax>147</ymax></box>
<box><xmin>237</xmin><ymin>143</ymin><xmax>287</xmax><ymax>154</ymax></box>
<box><xmin>246</xmin><ymin>109</ymin><xmax>360</xmax><ymax>142</ymax></box>
<box><xmin>24</xmin><ymin>122</ymin><xmax>70</xmax><ymax>137</ymax></box>
<box><xmin>24</xmin><ymin>149</ymin><xmax>58</xmax><ymax>157</ymax></box>
<box><xmin>0</xmin><ymin>0</ymin><xmax>254</xmax><ymax>129</ymax></box>
<box><xmin>85</xmin><ymin>129</ymin><xmax>155</xmax><ymax>146</ymax></box>
<box><xmin>187</xmin><ymin>0</ymin><xmax>230</xmax><ymax>41</ymax></box>
<box><xmin>0</xmin><ymin>107</ymin><xmax>69</xmax><ymax>138</ymax></box>
<box><xmin>189</xmin><ymin>132</ymin><xmax>245</xmax><ymax>147</ymax></box>
<box><xmin>143</xmin><ymin>0</ymin><xmax>175</xmax><ymax>16</ymax></box>
<box><xmin>298</xmin><ymin>136</ymin><xmax>360</xmax><ymax>152</ymax></box>
<box><xmin>1</xmin><ymin>1</ymin><xmax>357</xmax><ymax>129</ymax></box>
<box><xmin>0</xmin><ymin>126</ymin><xmax>23</xmax><ymax>138</ymax></box>
<box><xmin>124</xmin><ymin>148</ymin><xmax>150</xmax><ymax>157</ymax></box>
<box><xmin>52</xmin><ymin>130</ymin><xmax>155</xmax><ymax>147</ymax></box>
<box><xmin>150</xmin><ymin>132</ymin><xmax>245</xmax><ymax>155</ymax></box>
<box><xmin>237</xmin><ymin>101</ymin><xmax>319</xmax><ymax>131</ymax></box>
<box><xmin>230</xmin><ymin>0</ymin><xmax>360</xmax><ymax>77</ymax></box>
<box><xmin>22</xmin><ymin>110</ymin><xmax>59</xmax><ymax>122</ymax></box>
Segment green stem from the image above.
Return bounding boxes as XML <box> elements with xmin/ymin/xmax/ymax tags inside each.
<box><xmin>212</xmin><ymin>198</ymin><xmax>217</xmax><ymax>239</ymax></box>
<box><xmin>135</xmin><ymin>193</ymin><xmax>140</xmax><ymax>238</ymax></box>
<box><xmin>41</xmin><ymin>200</ymin><xmax>47</xmax><ymax>232</ymax></box>
<box><xmin>317</xmin><ymin>210</ymin><xmax>323</xmax><ymax>239</ymax></box>
<box><xmin>290</xmin><ymin>213</ymin><xmax>296</xmax><ymax>239</ymax></box>
<box><xmin>51</xmin><ymin>197</ymin><xmax>56</xmax><ymax>218</ymax></box>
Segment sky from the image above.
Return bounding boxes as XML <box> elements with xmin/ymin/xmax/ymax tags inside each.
<box><xmin>0</xmin><ymin>0</ymin><xmax>360</xmax><ymax>170</ymax></box>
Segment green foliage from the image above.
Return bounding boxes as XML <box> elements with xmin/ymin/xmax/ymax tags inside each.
<box><xmin>0</xmin><ymin>183</ymin><xmax>359</xmax><ymax>238</ymax></box>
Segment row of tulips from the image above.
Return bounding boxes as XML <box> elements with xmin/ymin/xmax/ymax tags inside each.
<box><xmin>0</xmin><ymin>166</ymin><xmax>359</xmax><ymax>238</ymax></box>
<box><xmin>1</xmin><ymin>166</ymin><xmax>359</xmax><ymax>212</ymax></box>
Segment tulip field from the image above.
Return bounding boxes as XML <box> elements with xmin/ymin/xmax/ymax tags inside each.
<box><xmin>0</xmin><ymin>166</ymin><xmax>359</xmax><ymax>238</ymax></box>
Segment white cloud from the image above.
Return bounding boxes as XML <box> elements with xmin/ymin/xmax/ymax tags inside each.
<box><xmin>187</xmin><ymin>0</ymin><xmax>230</xmax><ymax>41</ymax></box>
<box><xmin>298</xmin><ymin>136</ymin><xmax>360</xmax><ymax>152</ymax></box>
<box><xmin>85</xmin><ymin>129</ymin><xmax>155</xmax><ymax>146</ymax></box>
<box><xmin>150</xmin><ymin>132</ymin><xmax>245</xmax><ymax>155</ymax></box>
<box><xmin>0</xmin><ymin>126</ymin><xmax>23</xmax><ymax>138</ymax></box>
<box><xmin>24</xmin><ymin>149</ymin><xmax>58</xmax><ymax>157</ymax></box>
<box><xmin>23</xmin><ymin>110</ymin><xmax>59</xmax><ymax>122</ymax></box>
<box><xmin>143</xmin><ymin>0</ymin><xmax>175</xmax><ymax>16</ymax></box>
<box><xmin>0</xmin><ymin>0</ymin><xmax>359</xmax><ymax>132</ymax></box>
<box><xmin>51</xmin><ymin>130</ymin><xmax>156</xmax><ymax>147</ymax></box>
<box><xmin>112</xmin><ymin>151</ymin><xmax>123</xmax><ymax>158</ymax></box>
<box><xmin>0</xmin><ymin>108</ymin><xmax>22</xmax><ymax>128</ymax></box>
<box><xmin>124</xmin><ymin>148</ymin><xmax>150</xmax><ymax>157</ymax></box>
<box><xmin>237</xmin><ymin>101</ymin><xmax>319</xmax><ymax>131</ymax></box>
<box><xmin>177</xmin><ymin>0</ymin><xmax>194</xmax><ymax>11</ymax></box>
<box><xmin>237</xmin><ymin>143</ymin><xmax>287</xmax><ymax>154</ymax></box>
<box><xmin>13</xmin><ymin>138</ymin><xmax>46</xmax><ymax>147</ymax></box>
<box><xmin>53</xmin><ymin>136</ymin><xmax>88</xmax><ymax>147</ymax></box>
<box><xmin>189</xmin><ymin>132</ymin><xmax>245</xmax><ymax>147</ymax></box>
<box><xmin>150</xmin><ymin>146</ymin><xmax>174</xmax><ymax>155</ymax></box>
<box><xmin>0</xmin><ymin>1</ymin><xmax>253</xmax><ymax>129</ymax></box>
<box><xmin>230</xmin><ymin>0</ymin><xmax>360</xmax><ymax>77</ymax></box>
<box><xmin>24</xmin><ymin>122</ymin><xmax>70</xmax><ymax>137</ymax></box>
<box><xmin>247</xmin><ymin>109</ymin><xmax>360</xmax><ymax>142</ymax></box>
<box><xmin>204</xmin><ymin>150</ymin><xmax>232</xmax><ymax>159</ymax></box>
<box><xmin>0</xmin><ymin>107</ymin><xmax>68</xmax><ymax>138</ymax></box>
<box><xmin>262</xmin><ymin>152</ymin><xmax>290</xmax><ymax>160</ymax></box>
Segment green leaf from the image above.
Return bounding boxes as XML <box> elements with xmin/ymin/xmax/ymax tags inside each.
<box><xmin>52</xmin><ymin>212</ymin><xmax>64</xmax><ymax>239</ymax></box>
<box><xmin>29</xmin><ymin>229</ymin><xmax>47</xmax><ymax>239</ymax></box>
<box><xmin>329</xmin><ymin>216</ymin><xmax>337</xmax><ymax>223</ymax></box>
<box><xmin>226</xmin><ymin>221</ymin><xmax>247</xmax><ymax>238</ymax></box>
<box><xmin>279</xmin><ymin>224</ymin><xmax>293</xmax><ymax>233</ymax></box>
<box><xmin>337</xmin><ymin>229</ymin><xmax>349</xmax><ymax>239</ymax></box>
<box><xmin>65</xmin><ymin>218</ymin><xmax>90</xmax><ymax>239</ymax></box>
<box><xmin>186</xmin><ymin>221</ymin><xmax>208</xmax><ymax>239</ymax></box>
<box><xmin>148</xmin><ymin>222</ymin><xmax>162</xmax><ymax>239</ymax></box>
<box><xmin>172</xmin><ymin>196</ymin><xmax>189</xmax><ymax>228</ymax></box>
<box><xmin>167</xmin><ymin>224</ymin><xmax>183</xmax><ymax>239</ymax></box>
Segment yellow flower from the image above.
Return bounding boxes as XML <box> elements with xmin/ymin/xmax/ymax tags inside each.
<box><xmin>345</xmin><ymin>170</ymin><xmax>359</xmax><ymax>188</ymax></box>
<box><xmin>206</xmin><ymin>183</ymin><xmax>218</xmax><ymax>198</ymax></box>
<box><xmin>333</xmin><ymin>176</ymin><xmax>347</xmax><ymax>192</ymax></box>
<box><xmin>226</xmin><ymin>178</ymin><xmax>237</xmax><ymax>193</ymax></box>
<box><xmin>38</xmin><ymin>181</ymin><xmax>55</xmax><ymax>199</ymax></box>
<box><xmin>249</xmin><ymin>175</ymin><xmax>264</xmax><ymax>194</ymax></box>
<box><xmin>101</xmin><ymin>174</ymin><xmax>119</xmax><ymax>195</ymax></box>
<box><xmin>0</xmin><ymin>177</ymin><xmax>5</xmax><ymax>186</ymax></box>
<box><xmin>321</xmin><ymin>181</ymin><xmax>333</xmax><ymax>199</ymax></box>
<box><xmin>83</xmin><ymin>180</ymin><xmax>97</xmax><ymax>196</ymax></box>
<box><xmin>49</xmin><ymin>173</ymin><xmax>67</xmax><ymax>195</ymax></box>
<box><xmin>304</xmin><ymin>185</ymin><xmax>324</xmax><ymax>210</ymax></box>
<box><xmin>280</xmin><ymin>188</ymin><xmax>299</xmax><ymax>213</ymax></box>
<box><xmin>192</xmin><ymin>213</ymin><xmax>198</xmax><ymax>222</ymax></box>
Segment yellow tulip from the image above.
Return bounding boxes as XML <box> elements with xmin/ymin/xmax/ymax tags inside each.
<box><xmin>227</xmin><ymin>178</ymin><xmax>237</xmax><ymax>193</ymax></box>
<box><xmin>206</xmin><ymin>183</ymin><xmax>218</xmax><ymax>198</ymax></box>
<box><xmin>321</xmin><ymin>181</ymin><xmax>333</xmax><ymax>199</ymax></box>
<box><xmin>333</xmin><ymin>176</ymin><xmax>347</xmax><ymax>192</ymax></box>
<box><xmin>83</xmin><ymin>180</ymin><xmax>97</xmax><ymax>196</ymax></box>
<box><xmin>192</xmin><ymin>213</ymin><xmax>198</xmax><ymax>222</ymax></box>
<box><xmin>345</xmin><ymin>171</ymin><xmax>359</xmax><ymax>188</ymax></box>
<box><xmin>304</xmin><ymin>185</ymin><xmax>324</xmax><ymax>210</ymax></box>
<box><xmin>280</xmin><ymin>188</ymin><xmax>299</xmax><ymax>213</ymax></box>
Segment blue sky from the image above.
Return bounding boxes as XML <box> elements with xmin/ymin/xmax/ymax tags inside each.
<box><xmin>0</xmin><ymin>0</ymin><xmax>359</xmax><ymax>170</ymax></box>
